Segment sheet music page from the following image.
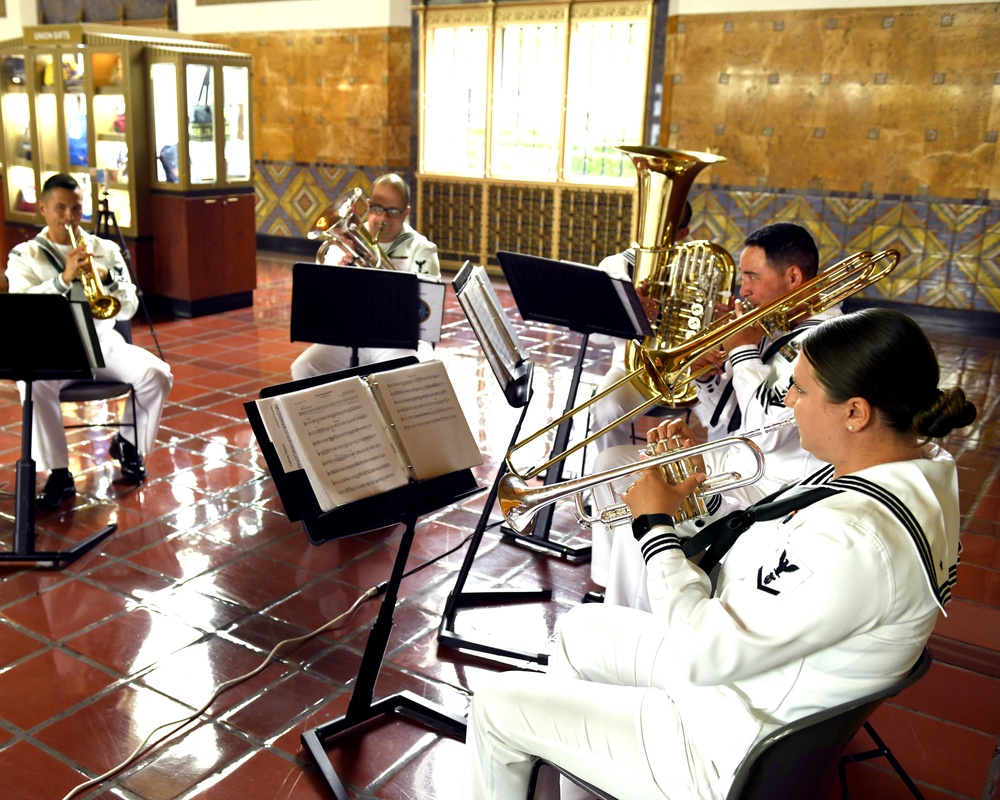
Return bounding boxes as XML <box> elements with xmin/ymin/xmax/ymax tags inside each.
<box><xmin>256</xmin><ymin>397</ymin><xmax>303</xmax><ymax>473</ymax></box>
<box><xmin>369</xmin><ymin>360</ymin><xmax>484</xmax><ymax>482</ymax></box>
<box><xmin>611</xmin><ymin>277</ymin><xmax>652</xmax><ymax>338</ymax></box>
<box><xmin>457</xmin><ymin>265</ymin><xmax>526</xmax><ymax>385</ymax></box>
<box><xmin>418</xmin><ymin>277</ymin><xmax>447</xmax><ymax>343</ymax></box>
<box><xmin>275</xmin><ymin>377</ymin><xmax>409</xmax><ymax>511</ymax></box>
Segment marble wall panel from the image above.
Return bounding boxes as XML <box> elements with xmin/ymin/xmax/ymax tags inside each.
<box><xmin>666</xmin><ymin>4</ymin><xmax>999</xmax><ymax>201</ymax></box>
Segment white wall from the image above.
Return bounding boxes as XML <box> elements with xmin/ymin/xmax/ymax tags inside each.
<box><xmin>176</xmin><ymin>0</ymin><xmax>413</xmax><ymax>33</ymax></box>
<box><xmin>0</xmin><ymin>0</ymin><xmax>38</xmax><ymax>42</ymax></box>
<box><xmin>671</xmin><ymin>0</ymin><xmax>978</xmax><ymax>12</ymax></box>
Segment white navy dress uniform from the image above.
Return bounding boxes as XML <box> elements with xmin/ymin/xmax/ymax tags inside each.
<box><xmin>6</xmin><ymin>227</ymin><xmax>172</xmax><ymax>473</ymax></box>
<box><xmin>467</xmin><ymin>446</ymin><xmax>960</xmax><ymax>800</ymax></box>
<box><xmin>590</xmin><ymin>305</ymin><xmax>842</xmax><ymax>600</ymax></box>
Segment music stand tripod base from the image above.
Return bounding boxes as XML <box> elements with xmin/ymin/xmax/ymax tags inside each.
<box><xmin>298</xmin><ymin>504</ymin><xmax>475</xmax><ymax>799</ymax></box>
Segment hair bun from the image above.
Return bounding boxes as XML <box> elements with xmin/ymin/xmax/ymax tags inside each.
<box><xmin>914</xmin><ymin>387</ymin><xmax>977</xmax><ymax>438</ymax></box>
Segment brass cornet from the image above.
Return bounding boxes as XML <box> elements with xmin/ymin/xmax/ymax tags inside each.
<box><xmin>498</xmin><ymin>419</ymin><xmax>797</xmax><ymax>536</ymax></box>
<box><xmin>65</xmin><ymin>224</ymin><xmax>121</xmax><ymax>319</ymax></box>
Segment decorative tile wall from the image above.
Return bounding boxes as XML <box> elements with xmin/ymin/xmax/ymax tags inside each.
<box><xmin>686</xmin><ymin>186</ymin><xmax>1000</xmax><ymax>313</ymax></box>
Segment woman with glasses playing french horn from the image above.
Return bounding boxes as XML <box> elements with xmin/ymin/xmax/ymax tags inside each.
<box><xmin>6</xmin><ymin>173</ymin><xmax>172</xmax><ymax>507</ymax></box>
<box><xmin>290</xmin><ymin>172</ymin><xmax>441</xmax><ymax>380</ymax></box>
<box><xmin>466</xmin><ymin>307</ymin><xmax>976</xmax><ymax>800</ymax></box>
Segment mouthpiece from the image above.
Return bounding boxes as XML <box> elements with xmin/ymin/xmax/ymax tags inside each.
<box><xmin>746</xmin><ymin>417</ymin><xmax>798</xmax><ymax>438</ymax></box>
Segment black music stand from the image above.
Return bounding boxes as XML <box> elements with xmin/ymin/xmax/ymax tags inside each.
<box><xmin>495</xmin><ymin>250</ymin><xmax>651</xmax><ymax>559</ymax></box>
<box><xmin>291</xmin><ymin>262</ymin><xmax>419</xmax><ymax>369</ymax></box>
<box><xmin>245</xmin><ymin>360</ymin><xmax>482</xmax><ymax>799</ymax></box>
<box><xmin>0</xmin><ymin>295</ymin><xmax>117</xmax><ymax>566</ymax></box>
<box><xmin>437</xmin><ymin>263</ymin><xmax>552</xmax><ymax>663</ymax></box>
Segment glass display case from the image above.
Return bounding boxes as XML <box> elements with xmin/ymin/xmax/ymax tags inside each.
<box><xmin>0</xmin><ymin>28</ymin><xmax>139</xmax><ymax>234</ymax></box>
<box><xmin>146</xmin><ymin>46</ymin><xmax>252</xmax><ymax>192</ymax></box>
<box><xmin>146</xmin><ymin>46</ymin><xmax>255</xmax><ymax>316</ymax></box>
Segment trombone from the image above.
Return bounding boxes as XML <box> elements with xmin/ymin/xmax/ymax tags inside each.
<box><xmin>504</xmin><ymin>248</ymin><xmax>900</xmax><ymax>481</ymax></box>
<box><xmin>499</xmin><ymin>418</ymin><xmax>798</xmax><ymax>536</ymax></box>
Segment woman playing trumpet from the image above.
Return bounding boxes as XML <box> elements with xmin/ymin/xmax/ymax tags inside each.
<box><xmin>466</xmin><ymin>307</ymin><xmax>976</xmax><ymax>800</ymax></box>
<box><xmin>5</xmin><ymin>173</ymin><xmax>172</xmax><ymax>505</ymax></box>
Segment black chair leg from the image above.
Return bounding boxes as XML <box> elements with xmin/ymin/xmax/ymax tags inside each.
<box><xmin>861</xmin><ymin>722</ymin><xmax>925</xmax><ymax>799</ymax></box>
<box><xmin>839</xmin><ymin>722</ymin><xmax>925</xmax><ymax>800</ymax></box>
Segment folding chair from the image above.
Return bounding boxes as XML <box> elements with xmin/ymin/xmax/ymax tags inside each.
<box><xmin>58</xmin><ymin>318</ymin><xmax>138</xmax><ymax>447</ymax></box>
<box><xmin>526</xmin><ymin>647</ymin><xmax>932</xmax><ymax>800</ymax></box>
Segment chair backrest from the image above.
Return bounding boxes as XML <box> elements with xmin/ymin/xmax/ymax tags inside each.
<box><xmin>725</xmin><ymin>647</ymin><xmax>932</xmax><ymax>800</ymax></box>
<box><xmin>114</xmin><ymin>317</ymin><xmax>132</xmax><ymax>344</ymax></box>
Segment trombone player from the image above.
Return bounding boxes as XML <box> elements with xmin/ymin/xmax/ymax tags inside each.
<box><xmin>590</xmin><ymin>222</ymin><xmax>840</xmax><ymax>607</ymax></box>
<box><xmin>6</xmin><ymin>173</ymin><xmax>172</xmax><ymax>507</ymax></box>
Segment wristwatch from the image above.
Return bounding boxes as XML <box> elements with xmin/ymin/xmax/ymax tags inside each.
<box><xmin>631</xmin><ymin>513</ymin><xmax>675</xmax><ymax>540</ymax></box>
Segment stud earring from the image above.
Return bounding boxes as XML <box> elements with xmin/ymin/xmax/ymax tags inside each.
<box><xmin>848</xmin><ymin>425</ymin><xmax>854</xmax><ymax>431</ymax></box>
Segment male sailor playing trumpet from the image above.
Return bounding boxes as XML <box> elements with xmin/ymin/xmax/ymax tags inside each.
<box><xmin>6</xmin><ymin>173</ymin><xmax>172</xmax><ymax>507</ymax></box>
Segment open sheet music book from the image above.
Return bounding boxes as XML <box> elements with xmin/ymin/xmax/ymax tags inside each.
<box><xmin>253</xmin><ymin>360</ymin><xmax>483</xmax><ymax>512</ymax></box>
<box><xmin>454</xmin><ymin>262</ymin><xmax>528</xmax><ymax>389</ymax></box>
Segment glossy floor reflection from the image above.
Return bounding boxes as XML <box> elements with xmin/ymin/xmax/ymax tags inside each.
<box><xmin>0</xmin><ymin>252</ymin><xmax>997</xmax><ymax>800</ymax></box>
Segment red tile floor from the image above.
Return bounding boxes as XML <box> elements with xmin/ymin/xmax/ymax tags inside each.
<box><xmin>0</xmin><ymin>252</ymin><xmax>997</xmax><ymax>800</ymax></box>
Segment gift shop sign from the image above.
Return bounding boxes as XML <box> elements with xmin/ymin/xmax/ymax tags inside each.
<box><xmin>24</xmin><ymin>26</ymin><xmax>85</xmax><ymax>46</ymax></box>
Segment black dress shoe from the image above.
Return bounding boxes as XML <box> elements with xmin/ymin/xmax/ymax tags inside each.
<box><xmin>36</xmin><ymin>470</ymin><xmax>76</xmax><ymax>510</ymax></box>
<box><xmin>582</xmin><ymin>591</ymin><xmax>605</xmax><ymax>604</ymax></box>
<box><xmin>110</xmin><ymin>433</ymin><xmax>146</xmax><ymax>483</ymax></box>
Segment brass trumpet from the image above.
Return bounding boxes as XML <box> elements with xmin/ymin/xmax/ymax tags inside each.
<box><xmin>504</xmin><ymin>248</ymin><xmax>899</xmax><ymax>481</ymax></box>
<box><xmin>65</xmin><ymin>224</ymin><xmax>121</xmax><ymax>319</ymax></box>
<box><xmin>499</xmin><ymin>418</ymin><xmax>797</xmax><ymax>536</ymax></box>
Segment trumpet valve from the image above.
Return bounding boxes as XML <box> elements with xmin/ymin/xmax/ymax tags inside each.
<box><xmin>599</xmin><ymin>503</ymin><xmax>634</xmax><ymax>528</ymax></box>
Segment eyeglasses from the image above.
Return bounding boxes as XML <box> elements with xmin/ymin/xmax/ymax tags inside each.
<box><xmin>366</xmin><ymin>200</ymin><xmax>406</xmax><ymax>219</ymax></box>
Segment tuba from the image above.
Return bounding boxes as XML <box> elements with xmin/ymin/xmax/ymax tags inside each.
<box><xmin>65</xmin><ymin>225</ymin><xmax>121</xmax><ymax>320</ymax></box>
<box><xmin>618</xmin><ymin>146</ymin><xmax>735</xmax><ymax>407</ymax></box>
<box><xmin>308</xmin><ymin>187</ymin><xmax>395</xmax><ymax>269</ymax></box>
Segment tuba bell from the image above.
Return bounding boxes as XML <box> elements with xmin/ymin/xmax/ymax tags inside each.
<box><xmin>617</xmin><ymin>146</ymin><xmax>735</xmax><ymax>407</ymax></box>
<box><xmin>309</xmin><ymin>187</ymin><xmax>395</xmax><ymax>269</ymax></box>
